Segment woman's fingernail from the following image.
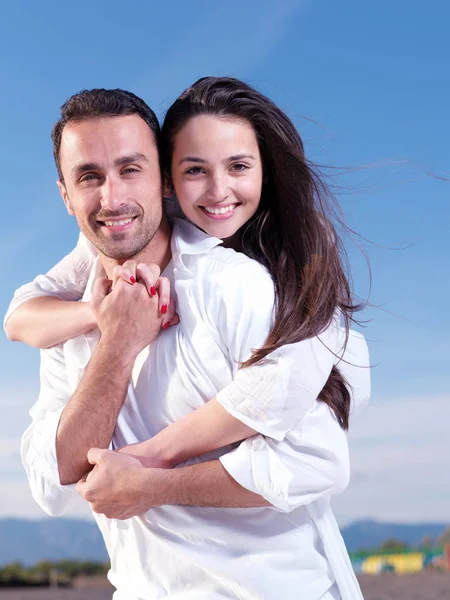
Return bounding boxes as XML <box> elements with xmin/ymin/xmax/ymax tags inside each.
<box><xmin>130</xmin><ymin>276</ymin><xmax>136</xmax><ymax>284</ymax></box>
<box><xmin>163</xmin><ymin>323</ymin><xmax>169</xmax><ymax>330</ymax></box>
<box><xmin>150</xmin><ymin>285</ymin><xmax>157</xmax><ymax>296</ymax></box>
<box><xmin>161</xmin><ymin>304</ymin><xmax>168</xmax><ymax>314</ymax></box>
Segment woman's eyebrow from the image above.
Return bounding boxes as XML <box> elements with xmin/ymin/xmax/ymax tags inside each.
<box><xmin>179</xmin><ymin>156</ymin><xmax>205</xmax><ymax>165</ymax></box>
<box><xmin>179</xmin><ymin>154</ymin><xmax>255</xmax><ymax>166</ymax></box>
<box><xmin>228</xmin><ymin>154</ymin><xmax>255</xmax><ymax>161</ymax></box>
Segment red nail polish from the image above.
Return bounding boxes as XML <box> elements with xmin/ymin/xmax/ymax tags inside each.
<box><xmin>161</xmin><ymin>304</ymin><xmax>168</xmax><ymax>314</ymax></box>
<box><xmin>163</xmin><ymin>323</ymin><xmax>169</xmax><ymax>330</ymax></box>
<box><xmin>130</xmin><ymin>276</ymin><xmax>136</xmax><ymax>284</ymax></box>
<box><xmin>150</xmin><ymin>285</ymin><xmax>156</xmax><ymax>296</ymax></box>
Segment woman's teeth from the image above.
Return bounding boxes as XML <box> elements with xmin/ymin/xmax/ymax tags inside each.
<box><xmin>203</xmin><ymin>205</ymin><xmax>236</xmax><ymax>215</ymax></box>
<box><xmin>103</xmin><ymin>218</ymin><xmax>133</xmax><ymax>227</ymax></box>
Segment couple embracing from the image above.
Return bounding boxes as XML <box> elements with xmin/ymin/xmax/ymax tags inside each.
<box><xmin>5</xmin><ymin>77</ymin><xmax>370</xmax><ymax>600</ymax></box>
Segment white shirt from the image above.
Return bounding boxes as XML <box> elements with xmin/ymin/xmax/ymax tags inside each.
<box><xmin>11</xmin><ymin>219</ymin><xmax>370</xmax><ymax>600</ymax></box>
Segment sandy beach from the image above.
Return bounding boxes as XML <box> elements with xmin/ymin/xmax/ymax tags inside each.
<box><xmin>1</xmin><ymin>573</ymin><xmax>450</xmax><ymax>599</ymax></box>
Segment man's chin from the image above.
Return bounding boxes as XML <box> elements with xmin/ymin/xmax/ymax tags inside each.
<box><xmin>88</xmin><ymin>235</ymin><xmax>146</xmax><ymax>261</ymax></box>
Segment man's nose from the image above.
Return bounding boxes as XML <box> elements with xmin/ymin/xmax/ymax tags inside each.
<box><xmin>100</xmin><ymin>177</ymin><xmax>126</xmax><ymax>211</ymax></box>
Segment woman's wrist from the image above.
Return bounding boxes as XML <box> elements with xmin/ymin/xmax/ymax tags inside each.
<box><xmin>79</xmin><ymin>301</ymin><xmax>97</xmax><ymax>333</ymax></box>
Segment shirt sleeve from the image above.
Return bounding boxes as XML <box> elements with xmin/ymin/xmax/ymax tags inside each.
<box><xmin>4</xmin><ymin>232</ymin><xmax>96</xmax><ymax>327</ymax></box>
<box><xmin>21</xmin><ymin>345</ymin><xmax>79</xmax><ymax>517</ymax></box>
<box><xmin>214</xmin><ymin>260</ymin><xmax>347</xmax><ymax>441</ymax></box>
<box><xmin>213</xmin><ymin>259</ymin><xmax>370</xmax><ymax>512</ymax></box>
<box><xmin>219</xmin><ymin>398</ymin><xmax>350</xmax><ymax>513</ymax></box>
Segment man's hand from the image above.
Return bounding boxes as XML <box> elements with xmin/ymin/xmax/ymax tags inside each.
<box><xmin>77</xmin><ymin>451</ymin><xmax>269</xmax><ymax>515</ymax></box>
<box><xmin>76</xmin><ymin>448</ymin><xmax>153</xmax><ymax>519</ymax></box>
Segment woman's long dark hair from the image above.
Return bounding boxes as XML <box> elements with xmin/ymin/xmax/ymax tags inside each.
<box><xmin>162</xmin><ymin>77</ymin><xmax>363</xmax><ymax>430</ymax></box>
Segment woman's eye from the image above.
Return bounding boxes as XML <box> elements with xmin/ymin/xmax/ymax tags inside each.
<box><xmin>185</xmin><ymin>166</ymin><xmax>204</xmax><ymax>175</ymax></box>
<box><xmin>231</xmin><ymin>163</ymin><xmax>248</xmax><ymax>172</ymax></box>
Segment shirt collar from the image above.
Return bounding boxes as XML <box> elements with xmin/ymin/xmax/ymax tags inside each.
<box><xmin>171</xmin><ymin>218</ymin><xmax>223</xmax><ymax>269</ymax></box>
<box><xmin>82</xmin><ymin>257</ymin><xmax>104</xmax><ymax>303</ymax></box>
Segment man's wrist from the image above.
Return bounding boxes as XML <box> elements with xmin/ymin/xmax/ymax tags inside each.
<box><xmin>139</xmin><ymin>467</ymin><xmax>174</xmax><ymax>508</ymax></box>
<box><xmin>95</xmin><ymin>336</ymin><xmax>137</xmax><ymax>371</ymax></box>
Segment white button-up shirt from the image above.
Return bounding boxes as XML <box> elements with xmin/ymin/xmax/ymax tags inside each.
<box><xmin>10</xmin><ymin>219</ymin><xmax>370</xmax><ymax>600</ymax></box>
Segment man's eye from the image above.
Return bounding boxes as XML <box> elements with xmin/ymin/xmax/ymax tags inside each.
<box><xmin>81</xmin><ymin>174</ymin><xmax>100</xmax><ymax>182</ymax></box>
<box><xmin>122</xmin><ymin>167</ymin><xmax>139</xmax><ymax>174</ymax></box>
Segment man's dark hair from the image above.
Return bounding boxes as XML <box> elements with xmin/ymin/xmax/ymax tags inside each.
<box><xmin>52</xmin><ymin>88</ymin><xmax>161</xmax><ymax>182</ymax></box>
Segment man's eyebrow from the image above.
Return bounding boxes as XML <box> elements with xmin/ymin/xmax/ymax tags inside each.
<box><xmin>72</xmin><ymin>154</ymin><xmax>150</xmax><ymax>176</ymax></box>
<box><xmin>115</xmin><ymin>153</ymin><xmax>149</xmax><ymax>167</ymax></box>
<box><xmin>72</xmin><ymin>162</ymin><xmax>100</xmax><ymax>176</ymax></box>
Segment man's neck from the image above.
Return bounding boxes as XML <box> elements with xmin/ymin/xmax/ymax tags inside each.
<box><xmin>100</xmin><ymin>217</ymin><xmax>172</xmax><ymax>279</ymax></box>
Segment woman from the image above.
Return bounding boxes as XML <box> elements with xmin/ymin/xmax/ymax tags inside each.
<box><xmin>6</xmin><ymin>78</ymin><xmax>370</xmax><ymax>599</ymax></box>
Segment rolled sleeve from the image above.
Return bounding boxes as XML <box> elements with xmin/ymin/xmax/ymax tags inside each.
<box><xmin>215</xmin><ymin>326</ymin><xmax>342</xmax><ymax>441</ymax></box>
<box><xmin>21</xmin><ymin>346</ymin><xmax>79</xmax><ymax>516</ymax></box>
<box><xmin>220</xmin><ymin>400</ymin><xmax>350</xmax><ymax>513</ymax></box>
<box><xmin>21</xmin><ymin>407</ymin><xmax>78</xmax><ymax>516</ymax></box>
<box><xmin>216</xmin><ymin>308</ymin><xmax>345</xmax><ymax>441</ymax></box>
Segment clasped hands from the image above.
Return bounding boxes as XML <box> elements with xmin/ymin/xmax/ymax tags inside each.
<box><xmin>77</xmin><ymin>260</ymin><xmax>179</xmax><ymax>518</ymax></box>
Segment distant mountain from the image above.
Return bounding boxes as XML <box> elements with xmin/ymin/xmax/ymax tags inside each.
<box><xmin>341</xmin><ymin>519</ymin><xmax>449</xmax><ymax>552</ymax></box>
<box><xmin>0</xmin><ymin>518</ymin><xmax>108</xmax><ymax>566</ymax></box>
<box><xmin>0</xmin><ymin>517</ymin><xmax>448</xmax><ymax>565</ymax></box>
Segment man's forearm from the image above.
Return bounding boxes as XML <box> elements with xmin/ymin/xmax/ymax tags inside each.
<box><xmin>56</xmin><ymin>338</ymin><xmax>134</xmax><ymax>485</ymax></box>
<box><xmin>146</xmin><ymin>459</ymin><xmax>270</xmax><ymax>508</ymax></box>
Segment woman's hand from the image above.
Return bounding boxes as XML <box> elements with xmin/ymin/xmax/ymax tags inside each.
<box><xmin>118</xmin><ymin>441</ymin><xmax>174</xmax><ymax>469</ymax></box>
<box><xmin>109</xmin><ymin>261</ymin><xmax>179</xmax><ymax>329</ymax></box>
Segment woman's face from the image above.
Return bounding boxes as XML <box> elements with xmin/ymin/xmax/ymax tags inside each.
<box><xmin>169</xmin><ymin>115</ymin><xmax>263</xmax><ymax>240</ymax></box>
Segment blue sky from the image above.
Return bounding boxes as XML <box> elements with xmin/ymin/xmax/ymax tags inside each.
<box><xmin>0</xmin><ymin>0</ymin><xmax>448</xmax><ymax>524</ymax></box>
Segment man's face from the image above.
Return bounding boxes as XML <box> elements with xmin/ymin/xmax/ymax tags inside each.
<box><xmin>58</xmin><ymin>114</ymin><xmax>163</xmax><ymax>260</ymax></box>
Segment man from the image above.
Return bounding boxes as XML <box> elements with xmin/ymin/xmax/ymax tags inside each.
<box><xmin>19</xmin><ymin>89</ymin><xmax>368</xmax><ymax>599</ymax></box>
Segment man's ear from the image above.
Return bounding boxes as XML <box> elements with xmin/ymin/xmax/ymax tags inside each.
<box><xmin>163</xmin><ymin>173</ymin><xmax>174</xmax><ymax>198</ymax></box>
<box><xmin>57</xmin><ymin>180</ymin><xmax>75</xmax><ymax>216</ymax></box>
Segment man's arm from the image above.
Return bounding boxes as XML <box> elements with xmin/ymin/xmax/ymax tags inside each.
<box><xmin>77</xmin><ymin>449</ymin><xmax>269</xmax><ymax>519</ymax></box>
<box><xmin>149</xmin><ymin>459</ymin><xmax>270</xmax><ymax>508</ymax></box>
<box><xmin>56</xmin><ymin>265</ymin><xmax>165</xmax><ymax>485</ymax></box>
<box><xmin>56</xmin><ymin>338</ymin><xmax>135</xmax><ymax>484</ymax></box>
<box><xmin>78</xmin><ymin>391</ymin><xmax>350</xmax><ymax>519</ymax></box>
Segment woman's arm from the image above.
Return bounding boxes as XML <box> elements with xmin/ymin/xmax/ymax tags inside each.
<box><xmin>4</xmin><ymin>232</ymin><xmax>97</xmax><ymax>348</ymax></box>
<box><xmin>119</xmin><ymin>326</ymin><xmax>369</xmax><ymax>468</ymax></box>
<box><xmin>119</xmin><ymin>399</ymin><xmax>257</xmax><ymax>468</ymax></box>
<box><xmin>119</xmin><ymin>263</ymin><xmax>369</xmax><ymax>470</ymax></box>
<box><xmin>6</xmin><ymin>297</ymin><xmax>96</xmax><ymax>348</ymax></box>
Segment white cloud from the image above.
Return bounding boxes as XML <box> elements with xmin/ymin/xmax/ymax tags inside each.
<box><xmin>334</xmin><ymin>394</ymin><xmax>450</xmax><ymax>525</ymax></box>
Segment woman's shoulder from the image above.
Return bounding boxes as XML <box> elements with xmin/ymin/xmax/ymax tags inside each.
<box><xmin>195</xmin><ymin>245</ymin><xmax>273</xmax><ymax>290</ymax></box>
